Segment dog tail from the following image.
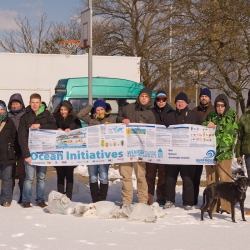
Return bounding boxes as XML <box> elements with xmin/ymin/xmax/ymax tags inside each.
<box><xmin>200</xmin><ymin>189</ymin><xmax>206</xmax><ymax>210</ymax></box>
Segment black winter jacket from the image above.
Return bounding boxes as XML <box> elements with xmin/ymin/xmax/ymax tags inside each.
<box><xmin>163</xmin><ymin>106</ymin><xmax>202</xmax><ymax>127</ymax></box>
<box><xmin>53</xmin><ymin>112</ymin><xmax>82</xmax><ymax>130</ymax></box>
<box><xmin>18</xmin><ymin>105</ymin><xmax>57</xmax><ymax>158</ymax></box>
<box><xmin>0</xmin><ymin>117</ymin><xmax>16</xmax><ymax>164</ymax></box>
<box><xmin>152</xmin><ymin>103</ymin><xmax>174</xmax><ymax>125</ymax></box>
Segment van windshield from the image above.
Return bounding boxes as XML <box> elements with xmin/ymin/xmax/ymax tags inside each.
<box><xmin>68</xmin><ymin>98</ymin><xmax>136</xmax><ymax>114</ymax></box>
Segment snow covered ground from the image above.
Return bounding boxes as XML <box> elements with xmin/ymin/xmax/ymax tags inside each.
<box><xmin>1</xmin><ymin>171</ymin><xmax>250</xmax><ymax>250</ymax></box>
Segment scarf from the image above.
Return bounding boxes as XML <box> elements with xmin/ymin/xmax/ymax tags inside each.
<box><xmin>10</xmin><ymin>107</ymin><xmax>23</xmax><ymax>114</ymax></box>
<box><xmin>0</xmin><ymin>107</ymin><xmax>7</xmax><ymax>123</ymax></box>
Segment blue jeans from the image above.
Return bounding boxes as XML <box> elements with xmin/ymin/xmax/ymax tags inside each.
<box><xmin>22</xmin><ymin>162</ymin><xmax>47</xmax><ymax>203</ymax></box>
<box><xmin>88</xmin><ymin>164</ymin><xmax>109</xmax><ymax>184</ymax></box>
<box><xmin>245</xmin><ymin>155</ymin><xmax>250</xmax><ymax>178</ymax></box>
<box><xmin>0</xmin><ymin>164</ymin><xmax>12</xmax><ymax>204</ymax></box>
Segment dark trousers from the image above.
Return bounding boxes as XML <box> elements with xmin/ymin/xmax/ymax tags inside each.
<box><xmin>56</xmin><ymin>166</ymin><xmax>75</xmax><ymax>200</ymax></box>
<box><xmin>0</xmin><ymin>164</ymin><xmax>13</xmax><ymax>204</ymax></box>
<box><xmin>165</xmin><ymin>164</ymin><xmax>196</xmax><ymax>206</ymax></box>
<box><xmin>146</xmin><ymin>163</ymin><xmax>165</xmax><ymax>203</ymax></box>
<box><xmin>12</xmin><ymin>154</ymin><xmax>25</xmax><ymax>189</ymax></box>
<box><xmin>193</xmin><ymin>165</ymin><xmax>203</xmax><ymax>205</ymax></box>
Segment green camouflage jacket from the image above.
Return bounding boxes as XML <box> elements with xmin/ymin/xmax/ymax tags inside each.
<box><xmin>235</xmin><ymin>110</ymin><xmax>250</xmax><ymax>157</ymax></box>
<box><xmin>202</xmin><ymin>94</ymin><xmax>238</xmax><ymax>162</ymax></box>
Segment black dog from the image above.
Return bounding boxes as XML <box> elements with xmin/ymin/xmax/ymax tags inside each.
<box><xmin>200</xmin><ymin>177</ymin><xmax>250</xmax><ymax>222</ymax></box>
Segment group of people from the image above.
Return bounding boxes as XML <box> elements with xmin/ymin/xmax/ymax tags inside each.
<box><xmin>0</xmin><ymin>86</ymin><xmax>249</xmax><ymax>215</ymax></box>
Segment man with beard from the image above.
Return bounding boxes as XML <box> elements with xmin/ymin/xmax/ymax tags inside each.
<box><xmin>192</xmin><ymin>88</ymin><xmax>215</xmax><ymax>205</ymax></box>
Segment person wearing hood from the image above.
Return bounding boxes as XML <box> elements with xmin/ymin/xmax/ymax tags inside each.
<box><xmin>163</xmin><ymin>92</ymin><xmax>201</xmax><ymax>210</ymax></box>
<box><xmin>203</xmin><ymin>94</ymin><xmax>238</xmax><ymax>214</ymax></box>
<box><xmin>146</xmin><ymin>90</ymin><xmax>174</xmax><ymax>206</ymax></box>
<box><xmin>7</xmin><ymin>93</ymin><xmax>26</xmax><ymax>204</ymax></box>
<box><xmin>18</xmin><ymin>93</ymin><xmax>57</xmax><ymax>208</ymax></box>
<box><xmin>192</xmin><ymin>88</ymin><xmax>215</xmax><ymax>206</ymax></box>
<box><xmin>117</xmin><ymin>87</ymin><xmax>156</xmax><ymax>205</ymax></box>
<box><xmin>0</xmin><ymin>100</ymin><xmax>16</xmax><ymax>207</ymax></box>
<box><xmin>78</xmin><ymin>100</ymin><xmax>116</xmax><ymax>202</ymax></box>
<box><xmin>53</xmin><ymin>101</ymin><xmax>82</xmax><ymax>200</ymax></box>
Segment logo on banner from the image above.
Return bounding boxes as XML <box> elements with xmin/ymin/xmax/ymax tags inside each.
<box><xmin>196</xmin><ymin>150</ymin><xmax>215</xmax><ymax>164</ymax></box>
<box><xmin>158</xmin><ymin>148</ymin><xmax>163</xmax><ymax>158</ymax></box>
<box><xmin>204</xmin><ymin>150</ymin><xmax>216</xmax><ymax>158</ymax></box>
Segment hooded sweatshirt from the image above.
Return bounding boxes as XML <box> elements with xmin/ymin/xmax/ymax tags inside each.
<box><xmin>8</xmin><ymin>93</ymin><xmax>26</xmax><ymax>130</ymax></box>
<box><xmin>202</xmin><ymin>94</ymin><xmax>238</xmax><ymax>162</ymax></box>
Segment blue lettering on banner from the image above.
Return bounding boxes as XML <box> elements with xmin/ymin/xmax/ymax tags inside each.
<box><xmin>65</xmin><ymin>150</ymin><xmax>123</xmax><ymax>160</ymax></box>
<box><xmin>127</xmin><ymin>150</ymin><xmax>156</xmax><ymax>158</ymax></box>
<box><xmin>31</xmin><ymin>152</ymin><xmax>63</xmax><ymax>161</ymax></box>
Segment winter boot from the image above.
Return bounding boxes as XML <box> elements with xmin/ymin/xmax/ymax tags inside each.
<box><xmin>89</xmin><ymin>182</ymin><xmax>100</xmax><ymax>203</ymax></box>
<box><xmin>66</xmin><ymin>182</ymin><xmax>73</xmax><ymax>200</ymax></box>
<box><xmin>18</xmin><ymin>187</ymin><xmax>23</xmax><ymax>204</ymax></box>
<box><xmin>99</xmin><ymin>183</ymin><xmax>109</xmax><ymax>201</ymax></box>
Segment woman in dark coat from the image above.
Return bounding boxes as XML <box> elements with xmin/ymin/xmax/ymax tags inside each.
<box><xmin>53</xmin><ymin>101</ymin><xmax>82</xmax><ymax>200</ymax></box>
<box><xmin>0</xmin><ymin>100</ymin><xmax>16</xmax><ymax>207</ymax></box>
<box><xmin>8</xmin><ymin>93</ymin><xmax>26</xmax><ymax>203</ymax></box>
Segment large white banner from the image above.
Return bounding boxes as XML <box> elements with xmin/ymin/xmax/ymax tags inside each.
<box><xmin>29</xmin><ymin>124</ymin><xmax>216</xmax><ymax>166</ymax></box>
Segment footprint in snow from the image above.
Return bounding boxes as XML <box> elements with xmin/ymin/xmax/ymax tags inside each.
<box><xmin>12</xmin><ymin>233</ymin><xmax>24</xmax><ymax>237</ymax></box>
<box><xmin>47</xmin><ymin>238</ymin><xmax>56</xmax><ymax>240</ymax></box>
<box><xmin>34</xmin><ymin>224</ymin><xmax>46</xmax><ymax>227</ymax></box>
<box><xmin>107</xmin><ymin>243</ymin><xmax>117</xmax><ymax>246</ymax></box>
<box><xmin>0</xmin><ymin>244</ymin><xmax>7</xmax><ymax>247</ymax></box>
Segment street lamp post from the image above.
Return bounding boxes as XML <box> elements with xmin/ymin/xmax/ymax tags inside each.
<box><xmin>169</xmin><ymin>4</ymin><xmax>173</xmax><ymax>103</ymax></box>
<box><xmin>88</xmin><ymin>0</ymin><xmax>93</xmax><ymax>105</ymax></box>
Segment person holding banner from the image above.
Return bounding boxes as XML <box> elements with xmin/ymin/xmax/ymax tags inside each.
<box><xmin>0</xmin><ymin>100</ymin><xmax>16</xmax><ymax>207</ymax></box>
<box><xmin>117</xmin><ymin>87</ymin><xmax>156</xmax><ymax>206</ymax></box>
<box><xmin>163</xmin><ymin>92</ymin><xmax>201</xmax><ymax>210</ymax></box>
<box><xmin>146</xmin><ymin>90</ymin><xmax>174</xmax><ymax>206</ymax></box>
<box><xmin>7</xmin><ymin>93</ymin><xmax>26</xmax><ymax>204</ymax></box>
<box><xmin>192</xmin><ymin>88</ymin><xmax>214</xmax><ymax>206</ymax></box>
<box><xmin>203</xmin><ymin>94</ymin><xmax>238</xmax><ymax>214</ymax></box>
<box><xmin>18</xmin><ymin>93</ymin><xmax>57</xmax><ymax>208</ymax></box>
<box><xmin>53</xmin><ymin>101</ymin><xmax>82</xmax><ymax>200</ymax></box>
<box><xmin>78</xmin><ymin>100</ymin><xmax>116</xmax><ymax>202</ymax></box>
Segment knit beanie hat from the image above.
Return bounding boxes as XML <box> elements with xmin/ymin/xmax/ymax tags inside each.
<box><xmin>139</xmin><ymin>87</ymin><xmax>152</xmax><ymax>99</ymax></box>
<box><xmin>94</xmin><ymin>100</ymin><xmax>106</xmax><ymax>111</ymax></box>
<box><xmin>156</xmin><ymin>90</ymin><xmax>167</xmax><ymax>99</ymax></box>
<box><xmin>175</xmin><ymin>92</ymin><xmax>188</xmax><ymax>103</ymax></box>
<box><xmin>200</xmin><ymin>88</ymin><xmax>211</xmax><ymax>99</ymax></box>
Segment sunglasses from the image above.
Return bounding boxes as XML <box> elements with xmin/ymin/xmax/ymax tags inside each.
<box><xmin>156</xmin><ymin>98</ymin><xmax>167</xmax><ymax>102</ymax></box>
<box><xmin>216</xmin><ymin>104</ymin><xmax>225</xmax><ymax>108</ymax></box>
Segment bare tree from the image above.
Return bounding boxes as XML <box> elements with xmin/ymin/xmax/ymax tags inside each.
<box><xmin>176</xmin><ymin>0</ymin><xmax>250</xmax><ymax>114</ymax></box>
<box><xmin>0</xmin><ymin>14</ymin><xmax>82</xmax><ymax>54</ymax></box>
<box><xmin>0</xmin><ymin>14</ymin><xmax>52</xmax><ymax>53</ymax></box>
<box><xmin>79</xmin><ymin>0</ymin><xmax>174</xmax><ymax>89</ymax></box>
